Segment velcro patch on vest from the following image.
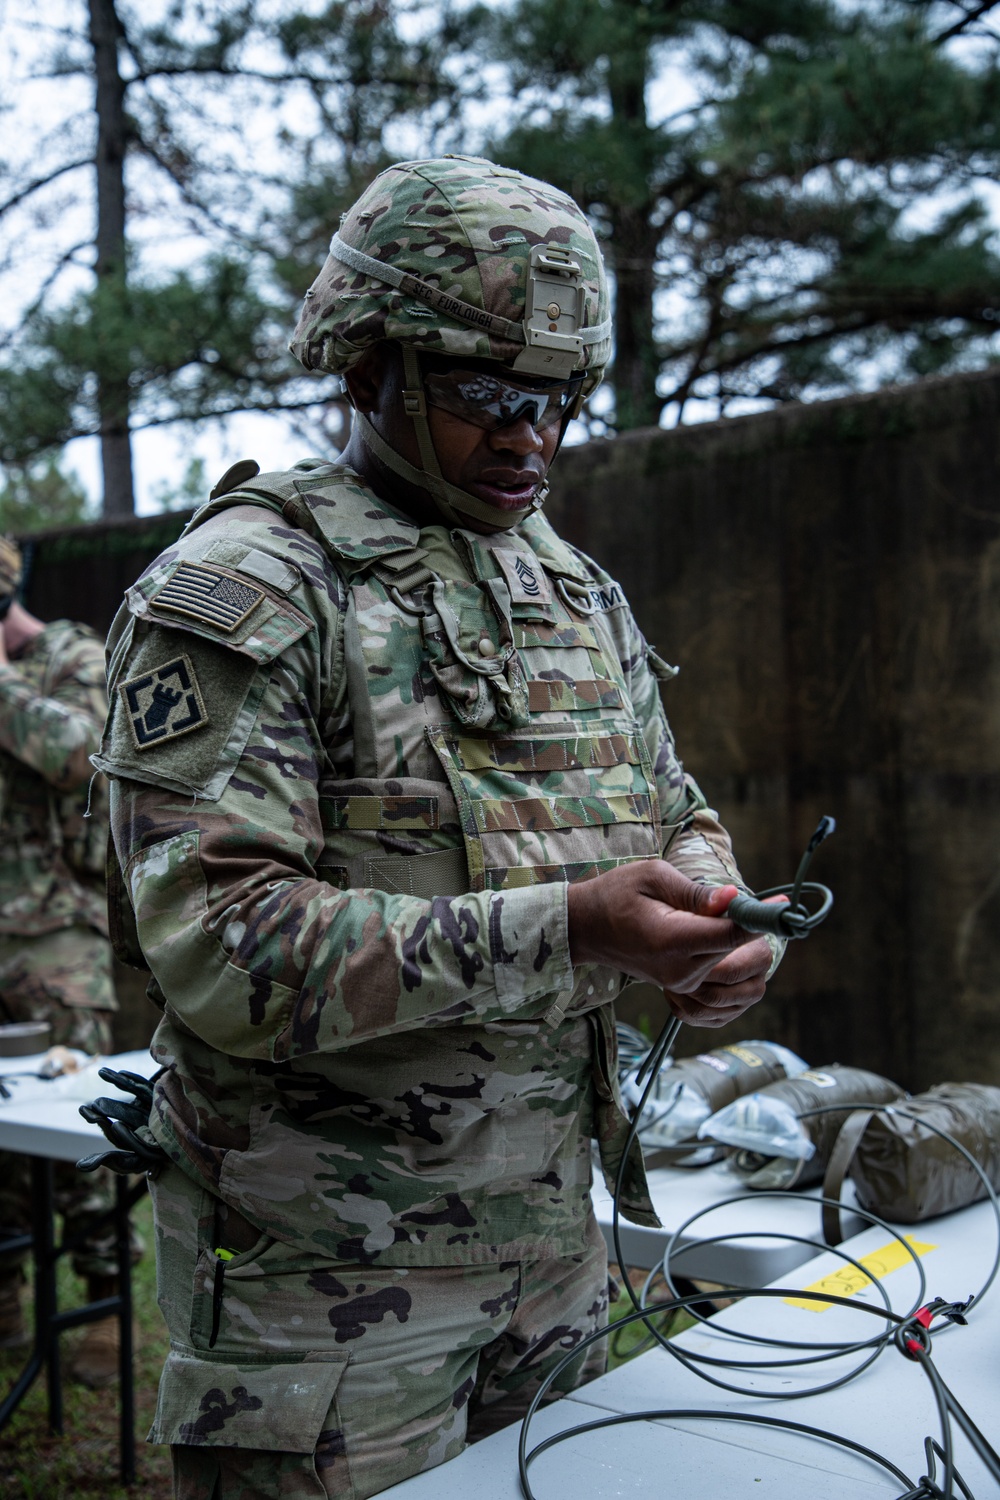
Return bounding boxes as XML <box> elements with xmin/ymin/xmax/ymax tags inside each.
<box><xmin>150</xmin><ymin>562</ymin><xmax>264</xmax><ymax>633</ymax></box>
<box><xmin>491</xmin><ymin>548</ymin><xmax>551</xmax><ymax>605</ymax></box>
<box><xmin>526</xmin><ymin>678</ymin><xmax>624</xmax><ymax>713</ymax></box>
<box><xmin>120</xmin><ymin>655</ymin><xmax>208</xmax><ymax>750</ymax></box>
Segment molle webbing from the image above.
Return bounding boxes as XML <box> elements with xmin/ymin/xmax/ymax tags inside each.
<box><xmin>315</xmin><ymin>847</ymin><xmax>471</xmax><ymax>902</ymax></box>
<box><xmin>320</xmin><ymin>793</ymin><xmax>441</xmax><ymax>831</ymax></box>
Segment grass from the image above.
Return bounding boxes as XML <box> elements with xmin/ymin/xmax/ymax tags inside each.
<box><xmin>0</xmin><ymin>1192</ymin><xmax>172</xmax><ymax>1500</ymax></box>
<box><xmin>606</xmin><ymin>1262</ymin><xmax>697</xmax><ymax>1368</ymax></box>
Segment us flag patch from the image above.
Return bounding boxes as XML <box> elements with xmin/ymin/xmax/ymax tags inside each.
<box><xmin>151</xmin><ymin>562</ymin><xmax>263</xmax><ymax>633</ymax></box>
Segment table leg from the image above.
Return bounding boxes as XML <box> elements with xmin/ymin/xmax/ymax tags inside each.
<box><xmin>0</xmin><ymin>1163</ymin><xmax>145</xmax><ymax>1488</ymax></box>
<box><xmin>0</xmin><ymin>1157</ymin><xmax>59</xmax><ymax>1434</ymax></box>
<box><xmin>36</xmin><ymin>1157</ymin><xmax>63</xmax><ymax>1434</ymax></box>
<box><xmin>115</xmin><ymin>1173</ymin><xmax>136</xmax><ymax>1485</ymax></box>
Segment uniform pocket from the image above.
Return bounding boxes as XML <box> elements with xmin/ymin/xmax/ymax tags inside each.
<box><xmin>150</xmin><ymin>1346</ymin><xmax>349</xmax><ymax>1452</ymax></box>
<box><xmin>427</xmin><ymin>724</ymin><xmax>661</xmax><ymax>891</ymax></box>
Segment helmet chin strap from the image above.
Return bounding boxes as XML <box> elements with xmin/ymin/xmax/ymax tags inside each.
<box><xmin>356</xmin><ymin>346</ymin><xmax>548</xmax><ymax>532</ymax></box>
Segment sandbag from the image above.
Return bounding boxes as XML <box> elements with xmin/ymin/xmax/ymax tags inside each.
<box><xmin>621</xmin><ymin>1040</ymin><xmax>807</xmax><ymax>1163</ymax></box>
<box><xmin>700</xmin><ymin>1064</ymin><xmax>906</xmax><ymax>1189</ymax></box>
<box><xmin>822</xmin><ymin>1083</ymin><xmax>1000</xmax><ymax>1240</ymax></box>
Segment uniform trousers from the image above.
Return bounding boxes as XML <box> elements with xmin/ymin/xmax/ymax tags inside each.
<box><xmin>151</xmin><ymin>1162</ymin><xmax>610</xmax><ymax>1499</ymax></box>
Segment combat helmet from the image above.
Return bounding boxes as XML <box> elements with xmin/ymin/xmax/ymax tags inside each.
<box><xmin>289</xmin><ymin>155</ymin><xmax>612</xmax><ymax>531</ymax></box>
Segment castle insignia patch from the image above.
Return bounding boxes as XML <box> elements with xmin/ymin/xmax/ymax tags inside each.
<box><xmin>120</xmin><ymin>655</ymin><xmax>208</xmax><ymax>750</ymax></box>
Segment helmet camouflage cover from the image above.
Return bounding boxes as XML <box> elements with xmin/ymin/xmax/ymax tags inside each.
<box><xmin>289</xmin><ymin>155</ymin><xmax>612</xmax><ymax>393</ymax></box>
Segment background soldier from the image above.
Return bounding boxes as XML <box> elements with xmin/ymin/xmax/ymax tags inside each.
<box><xmin>96</xmin><ymin>157</ymin><xmax>783</xmax><ymax>1498</ymax></box>
<box><xmin>0</xmin><ymin>535</ymin><xmax>130</xmax><ymax>1386</ymax></box>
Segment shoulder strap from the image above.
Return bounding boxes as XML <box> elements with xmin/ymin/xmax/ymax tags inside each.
<box><xmin>187</xmin><ymin>458</ymin><xmax>431</xmax><ymax>585</ymax></box>
<box><xmin>822</xmin><ymin>1108</ymin><xmax>875</xmax><ymax>1245</ymax></box>
<box><xmin>516</xmin><ymin>510</ymin><xmax>593</xmax><ymax>583</ymax></box>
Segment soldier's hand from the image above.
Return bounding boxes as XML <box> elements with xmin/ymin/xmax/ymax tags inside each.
<box><xmin>662</xmin><ymin>931</ymin><xmax>775</xmax><ymax>1028</ymax></box>
<box><xmin>566</xmin><ymin>860</ymin><xmax>773</xmax><ymax>1027</ymax></box>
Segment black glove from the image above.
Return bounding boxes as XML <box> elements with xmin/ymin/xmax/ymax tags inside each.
<box><xmin>77</xmin><ymin>1066</ymin><xmax>169</xmax><ymax>1175</ymax></box>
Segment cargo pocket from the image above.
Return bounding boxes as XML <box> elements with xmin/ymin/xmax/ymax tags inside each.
<box><xmin>150</xmin><ymin>1345</ymin><xmax>350</xmax><ymax>1453</ymax></box>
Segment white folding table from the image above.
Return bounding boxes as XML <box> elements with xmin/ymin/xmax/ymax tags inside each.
<box><xmin>591</xmin><ymin>1157</ymin><xmax>863</xmax><ymax>1284</ymax></box>
<box><xmin>0</xmin><ymin>1047</ymin><xmax>157</xmax><ymax>1485</ymax></box>
<box><xmin>378</xmin><ymin>1194</ymin><xmax>1000</xmax><ymax>1498</ymax></box>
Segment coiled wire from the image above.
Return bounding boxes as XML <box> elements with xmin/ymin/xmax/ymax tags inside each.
<box><xmin>526</xmin><ymin>1067</ymin><xmax>1000</xmax><ymax>1500</ymax></box>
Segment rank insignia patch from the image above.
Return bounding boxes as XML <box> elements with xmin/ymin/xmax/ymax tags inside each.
<box><xmin>151</xmin><ymin>562</ymin><xmax>264</xmax><ymax>633</ymax></box>
<box><xmin>120</xmin><ymin>655</ymin><xmax>208</xmax><ymax>750</ymax></box>
<box><xmin>492</xmin><ymin>547</ymin><xmax>551</xmax><ymax>605</ymax></box>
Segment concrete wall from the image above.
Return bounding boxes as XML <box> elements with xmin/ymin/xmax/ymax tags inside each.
<box><xmin>19</xmin><ymin>366</ymin><xmax>1000</xmax><ymax>1088</ymax></box>
<box><xmin>547</xmin><ymin>367</ymin><xmax>1000</xmax><ymax>1090</ymax></box>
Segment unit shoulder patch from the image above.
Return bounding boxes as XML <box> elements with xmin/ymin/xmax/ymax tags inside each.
<box><xmin>150</xmin><ymin>562</ymin><xmax>265</xmax><ymax>633</ymax></box>
<box><xmin>120</xmin><ymin>654</ymin><xmax>208</xmax><ymax>750</ymax></box>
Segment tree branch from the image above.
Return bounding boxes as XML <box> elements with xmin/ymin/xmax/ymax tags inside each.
<box><xmin>0</xmin><ymin>241</ymin><xmax>92</xmax><ymax>352</ymax></box>
<box><xmin>932</xmin><ymin>1</ymin><xmax>1000</xmax><ymax>45</ymax></box>
<box><xmin>131</xmin><ymin>134</ymin><xmax>263</xmax><ymax>251</ymax></box>
<box><xmin>129</xmin><ymin>61</ymin><xmax>457</xmax><ymax>94</ymax></box>
<box><xmin>0</xmin><ymin>157</ymin><xmax>92</xmax><ymax>220</ymax></box>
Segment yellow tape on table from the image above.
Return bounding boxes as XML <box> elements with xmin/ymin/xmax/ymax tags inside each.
<box><xmin>784</xmin><ymin>1235</ymin><xmax>937</xmax><ymax>1312</ymax></box>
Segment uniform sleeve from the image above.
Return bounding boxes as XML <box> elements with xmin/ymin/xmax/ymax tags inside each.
<box><xmin>625</xmin><ymin>613</ymin><xmax>786</xmax><ymax>975</ymax></box>
<box><xmin>0</xmin><ymin>634</ymin><xmax>107</xmax><ymax>790</ymax></box>
<box><xmin>105</xmin><ymin>549</ymin><xmax>575</xmax><ymax>1065</ymax></box>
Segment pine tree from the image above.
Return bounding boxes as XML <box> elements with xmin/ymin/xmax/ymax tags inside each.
<box><xmin>481</xmin><ymin>0</ymin><xmax>1000</xmax><ymax>428</ymax></box>
<box><xmin>0</xmin><ymin>1</ymin><xmax>469</xmax><ymax>515</ymax></box>
<box><xmin>0</xmin><ymin>456</ymin><xmax>92</xmax><ymax>533</ymax></box>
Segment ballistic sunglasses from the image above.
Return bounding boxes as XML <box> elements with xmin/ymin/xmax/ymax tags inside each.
<box><xmin>422</xmin><ymin>367</ymin><xmax>584</xmax><ymax>433</ymax></box>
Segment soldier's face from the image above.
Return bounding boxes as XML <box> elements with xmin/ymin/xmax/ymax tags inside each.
<box><xmin>348</xmin><ymin>346</ymin><xmax>563</xmax><ymax>530</ymax></box>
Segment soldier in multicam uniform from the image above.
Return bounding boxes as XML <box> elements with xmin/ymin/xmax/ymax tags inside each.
<box><xmin>0</xmin><ymin>535</ymin><xmax>131</xmax><ymax>1386</ymax></box>
<box><xmin>95</xmin><ymin>158</ymin><xmax>784</xmax><ymax>1498</ymax></box>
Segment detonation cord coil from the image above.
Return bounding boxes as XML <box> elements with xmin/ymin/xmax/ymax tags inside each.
<box><xmin>520</xmin><ymin>821</ymin><xmax>1000</xmax><ymax>1499</ymax></box>
<box><xmin>526</xmin><ymin>1095</ymin><xmax>1000</xmax><ymax>1499</ymax></box>
<box><xmin>633</xmin><ymin>816</ymin><xmax>836</xmax><ymax>1096</ymax></box>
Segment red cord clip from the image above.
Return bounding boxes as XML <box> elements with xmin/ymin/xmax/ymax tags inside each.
<box><xmin>904</xmin><ymin>1304</ymin><xmax>934</xmax><ymax>1356</ymax></box>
